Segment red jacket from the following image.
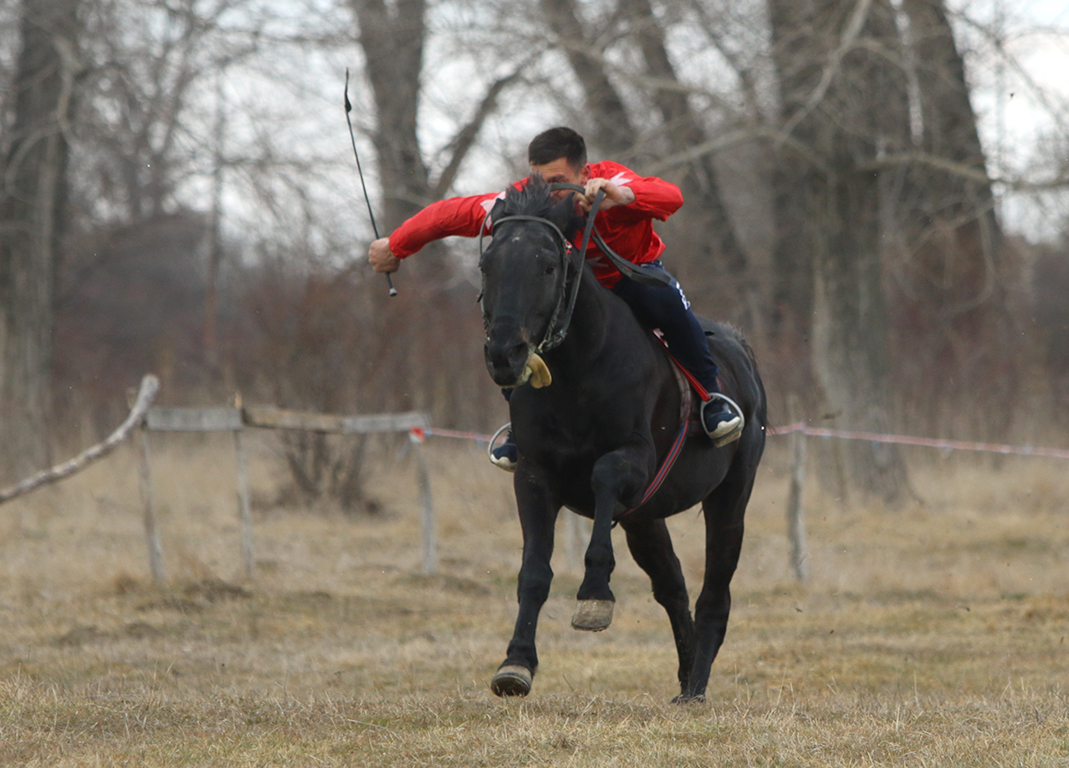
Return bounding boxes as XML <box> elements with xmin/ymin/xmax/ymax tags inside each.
<box><xmin>387</xmin><ymin>160</ymin><xmax>684</xmax><ymax>288</ymax></box>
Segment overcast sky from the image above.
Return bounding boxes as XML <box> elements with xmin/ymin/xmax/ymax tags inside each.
<box><xmin>961</xmin><ymin>0</ymin><xmax>1069</xmax><ymax>239</ymax></box>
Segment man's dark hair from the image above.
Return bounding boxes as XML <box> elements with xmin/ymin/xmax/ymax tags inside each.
<box><xmin>528</xmin><ymin>127</ymin><xmax>587</xmax><ymax>171</ymax></box>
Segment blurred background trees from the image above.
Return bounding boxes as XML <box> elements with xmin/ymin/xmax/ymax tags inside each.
<box><xmin>1</xmin><ymin>0</ymin><xmax>1067</xmax><ymax>503</ymax></box>
<box><xmin>0</xmin><ymin>0</ymin><xmax>80</xmax><ymax>484</ymax></box>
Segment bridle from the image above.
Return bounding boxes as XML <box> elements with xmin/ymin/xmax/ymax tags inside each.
<box><xmin>479</xmin><ymin>182</ymin><xmax>672</xmax><ymax>354</ymax></box>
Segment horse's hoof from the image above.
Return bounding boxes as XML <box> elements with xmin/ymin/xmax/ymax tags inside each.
<box><xmin>571</xmin><ymin>599</ymin><xmax>614</xmax><ymax>631</ymax></box>
<box><xmin>671</xmin><ymin>693</ymin><xmax>706</xmax><ymax>705</ymax></box>
<box><xmin>490</xmin><ymin>665</ymin><xmax>532</xmax><ymax>697</ymax></box>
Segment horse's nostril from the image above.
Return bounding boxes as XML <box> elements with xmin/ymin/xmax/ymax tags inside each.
<box><xmin>508</xmin><ymin>342</ymin><xmax>529</xmax><ymax>365</ymax></box>
<box><xmin>485</xmin><ymin>339</ymin><xmax>526</xmax><ymax>370</ymax></box>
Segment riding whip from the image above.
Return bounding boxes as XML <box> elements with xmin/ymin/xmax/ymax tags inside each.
<box><xmin>344</xmin><ymin>68</ymin><xmax>397</xmax><ymax>297</ymax></box>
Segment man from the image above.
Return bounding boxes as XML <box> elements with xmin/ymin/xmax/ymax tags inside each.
<box><xmin>368</xmin><ymin>127</ymin><xmax>742</xmax><ymax>470</ymax></box>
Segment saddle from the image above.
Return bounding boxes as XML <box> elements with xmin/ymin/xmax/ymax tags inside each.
<box><xmin>652</xmin><ymin>327</ymin><xmax>745</xmax><ymax>447</ymax></box>
<box><xmin>654</xmin><ymin>330</ymin><xmax>701</xmax><ymax>434</ymax></box>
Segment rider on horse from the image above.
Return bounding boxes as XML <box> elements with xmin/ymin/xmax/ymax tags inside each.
<box><xmin>367</xmin><ymin>127</ymin><xmax>742</xmax><ymax>469</ymax></box>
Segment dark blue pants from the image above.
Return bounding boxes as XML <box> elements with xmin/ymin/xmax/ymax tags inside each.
<box><xmin>611</xmin><ymin>261</ymin><xmax>720</xmax><ymax>390</ymax></box>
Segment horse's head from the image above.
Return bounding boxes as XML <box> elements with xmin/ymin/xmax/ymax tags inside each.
<box><xmin>480</xmin><ymin>175</ymin><xmax>583</xmax><ymax>388</ymax></box>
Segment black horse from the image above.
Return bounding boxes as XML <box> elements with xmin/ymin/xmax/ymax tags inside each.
<box><xmin>479</xmin><ymin>176</ymin><xmax>766</xmax><ymax>702</ymax></box>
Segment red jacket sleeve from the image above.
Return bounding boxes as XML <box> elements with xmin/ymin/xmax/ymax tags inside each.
<box><xmin>591</xmin><ymin>161</ymin><xmax>683</xmax><ymax>221</ymax></box>
<box><xmin>388</xmin><ymin>191</ymin><xmax>503</xmax><ymax>259</ymax></box>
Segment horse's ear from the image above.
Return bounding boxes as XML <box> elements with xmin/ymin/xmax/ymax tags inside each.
<box><xmin>488</xmin><ymin>196</ymin><xmax>508</xmax><ymax>226</ymax></box>
<box><xmin>480</xmin><ymin>197</ymin><xmax>508</xmax><ymax>273</ymax></box>
<box><xmin>547</xmin><ymin>192</ymin><xmax>580</xmax><ymax>240</ymax></box>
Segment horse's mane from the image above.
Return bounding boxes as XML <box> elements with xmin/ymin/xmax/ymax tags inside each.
<box><xmin>501</xmin><ymin>174</ymin><xmax>555</xmax><ymax>218</ymax></box>
<box><xmin>499</xmin><ymin>175</ymin><xmax>584</xmax><ymax>238</ymax></box>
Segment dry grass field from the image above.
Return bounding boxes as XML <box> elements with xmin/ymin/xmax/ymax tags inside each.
<box><xmin>1</xmin><ymin>430</ymin><xmax>1068</xmax><ymax>766</ymax></box>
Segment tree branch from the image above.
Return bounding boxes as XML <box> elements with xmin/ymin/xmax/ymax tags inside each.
<box><xmin>778</xmin><ymin>0</ymin><xmax>873</xmax><ymax>143</ymax></box>
<box><xmin>860</xmin><ymin>151</ymin><xmax>1069</xmax><ymax>191</ymax></box>
<box><xmin>432</xmin><ymin>63</ymin><xmax>529</xmax><ymax>199</ymax></box>
<box><xmin>645</xmin><ymin>124</ymin><xmax>833</xmax><ymax>178</ymax></box>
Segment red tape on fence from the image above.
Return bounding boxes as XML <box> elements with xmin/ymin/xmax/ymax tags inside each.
<box><xmin>425</xmin><ymin>427</ymin><xmax>494</xmax><ymax>442</ymax></box>
<box><xmin>421</xmin><ymin>423</ymin><xmax>1069</xmax><ymax>461</ymax></box>
<box><xmin>768</xmin><ymin>422</ymin><xmax>1069</xmax><ymax>460</ymax></box>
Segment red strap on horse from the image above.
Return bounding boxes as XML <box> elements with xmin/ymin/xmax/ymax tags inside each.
<box><xmin>652</xmin><ymin>332</ymin><xmax>712</xmax><ymax>402</ymax></box>
<box><xmin>614</xmin><ymin>332</ymin><xmax>709</xmax><ymax>523</ymax></box>
<box><xmin>615</xmin><ymin>420</ymin><xmax>690</xmax><ymax>524</ymax></box>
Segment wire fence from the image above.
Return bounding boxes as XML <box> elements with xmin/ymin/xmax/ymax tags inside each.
<box><xmin>428</xmin><ymin>422</ymin><xmax>1069</xmax><ymax>460</ymax></box>
<box><xmin>3</xmin><ymin>376</ymin><xmax>1066</xmax><ymax>588</ymax></box>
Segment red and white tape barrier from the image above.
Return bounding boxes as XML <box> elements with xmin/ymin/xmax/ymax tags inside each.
<box><xmin>424</xmin><ymin>427</ymin><xmax>495</xmax><ymax>442</ymax></box>
<box><xmin>768</xmin><ymin>422</ymin><xmax>1069</xmax><ymax>460</ymax></box>
<box><xmin>412</xmin><ymin>423</ymin><xmax>1069</xmax><ymax>461</ymax></box>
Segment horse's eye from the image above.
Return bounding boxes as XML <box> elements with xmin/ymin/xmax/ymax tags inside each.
<box><xmin>545</xmin><ymin>265</ymin><xmax>555</xmax><ymax>275</ymax></box>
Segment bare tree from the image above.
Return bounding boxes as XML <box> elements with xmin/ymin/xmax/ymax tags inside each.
<box><xmin>0</xmin><ymin>0</ymin><xmax>80</xmax><ymax>483</ymax></box>
<box><xmin>540</xmin><ymin>0</ymin><xmax>638</xmax><ymax>156</ymax></box>
<box><xmin>617</xmin><ymin>0</ymin><xmax>758</xmax><ymax>327</ymax></box>
<box><xmin>890</xmin><ymin>0</ymin><xmax>1015</xmax><ymax>436</ymax></box>
<box><xmin>768</xmin><ymin>0</ymin><xmax>911</xmax><ymax>504</ymax></box>
<box><xmin>767</xmin><ymin>0</ymin><xmax>819</xmax><ymax>341</ymax></box>
<box><xmin>350</xmin><ymin>0</ymin><xmax>531</xmax><ymax>238</ymax></box>
<box><xmin>347</xmin><ymin>0</ymin><xmax>539</xmax><ymax>418</ymax></box>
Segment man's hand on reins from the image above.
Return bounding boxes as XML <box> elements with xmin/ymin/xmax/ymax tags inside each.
<box><xmin>369</xmin><ymin>237</ymin><xmax>400</xmax><ymax>273</ymax></box>
<box><xmin>577</xmin><ymin>177</ymin><xmax>635</xmax><ymax>212</ymax></box>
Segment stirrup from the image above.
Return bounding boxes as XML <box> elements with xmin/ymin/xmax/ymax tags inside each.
<box><xmin>701</xmin><ymin>393</ymin><xmax>744</xmax><ymax>447</ymax></box>
<box><xmin>487</xmin><ymin>422</ymin><xmax>516</xmax><ymax>472</ymax></box>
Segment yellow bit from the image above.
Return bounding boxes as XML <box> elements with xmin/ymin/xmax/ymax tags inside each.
<box><xmin>526</xmin><ymin>353</ymin><xmax>552</xmax><ymax>388</ymax></box>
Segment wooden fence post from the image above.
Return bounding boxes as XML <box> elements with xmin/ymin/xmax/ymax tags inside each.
<box><xmin>234</xmin><ymin>426</ymin><xmax>255</xmax><ymax>577</ymax></box>
<box><xmin>562</xmin><ymin>510</ymin><xmax>591</xmax><ymax>572</ymax></box>
<box><xmin>563</xmin><ymin>510</ymin><xmax>581</xmax><ymax>572</ymax></box>
<box><xmin>138</xmin><ymin>427</ymin><xmax>167</xmax><ymax>583</ymax></box>
<box><xmin>145</xmin><ymin>405</ymin><xmax>433</xmax><ymax>577</ymax></box>
<box><xmin>786</xmin><ymin>396</ymin><xmax>808</xmax><ymax>582</ymax></box>
<box><xmin>411</xmin><ymin>432</ymin><xmax>437</xmax><ymax>575</ymax></box>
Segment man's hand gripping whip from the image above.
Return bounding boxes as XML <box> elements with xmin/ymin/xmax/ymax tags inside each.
<box><xmin>345</xmin><ymin>68</ymin><xmax>397</xmax><ymax>297</ymax></box>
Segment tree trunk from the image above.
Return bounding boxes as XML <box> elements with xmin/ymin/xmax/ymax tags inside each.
<box><xmin>767</xmin><ymin>0</ymin><xmax>825</xmax><ymax>340</ymax></box>
<box><xmin>352</xmin><ymin>0</ymin><xmax>431</xmax><ymax>231</ymax></box>
<box><xmin>769</xmin><ymin>0</ymin><xmax>911</xmax><ymax>505</ymax></box>
<box><xmin>540</xmin><ymin>0</ymin><xmax>637</xmax><ymax>157</ymax></box>
<box><xmin>348</xmin><ymin>0</ymin><xmax>513</xmax><ymax>437</ymax></box>
<box><xmin>619</xmin><ymin>0</ymin><xmax>758</xmax><ymax>329</ymax></box>
<box><xmin>895</xmin><ymin>0</ymin><xmax>1013</xmax><ymax>437</ymax></box>
<box><xmin>0</xmin><ymin>0</ymin><xmax>80</xmax><ymax>484</ymax></box>
<box><xmin>812</xmin><ymin>146</ymin><xmax>906</xmax><ymax>503</ymax></box>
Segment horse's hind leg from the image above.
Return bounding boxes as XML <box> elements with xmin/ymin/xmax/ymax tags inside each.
<box><xmin>683</xmin><ymin>471</ymin><xmax>756</xmax><ymax>701</ymax></box>
<box><xmin>491</xmin><ymin>471</ymin><xmax>560</xmax><ymax>697</ymax></box>
<box><xmin>622</xmin><ymin>518</ymin><xmax>695</xmax><ymax>695</ymax></box>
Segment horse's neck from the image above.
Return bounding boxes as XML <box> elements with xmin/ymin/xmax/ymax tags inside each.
<box><xmin>548</xmin><ymin>269</ymin><xmax>631</xmax><ymax>378</ymax></box>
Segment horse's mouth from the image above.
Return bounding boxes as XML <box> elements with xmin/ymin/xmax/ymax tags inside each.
<box><xmin>486</xmin><ymin>346</ymin><xmax>552</xmax><ymax>389</ymax></box>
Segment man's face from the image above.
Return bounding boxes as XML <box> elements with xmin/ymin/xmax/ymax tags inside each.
<box><xmin>530</xmin><ymin>157</ymin><xmax>589</xmax><ymax>200</ymax></box>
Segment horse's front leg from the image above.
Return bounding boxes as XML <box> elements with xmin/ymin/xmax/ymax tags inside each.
<box><xmin>572</xmin><ymin>439</ymin><xmax>650</xmax><ymax>632</ymax></box>
<box><xmin>490</xmin><ymin>467</ymin><xmax>561</xmax><ymax>697</ymax></box>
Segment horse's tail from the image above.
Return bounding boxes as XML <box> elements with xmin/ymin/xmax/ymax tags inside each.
<box><xmin>725</xmin><ymin>323</ymin><xmax>759</xmax><ymax>368</ymax></box>
<box><xmin>698</xmin><ymin>318</ymin><xmax>756</xmax><ymax>363</ymax></box>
